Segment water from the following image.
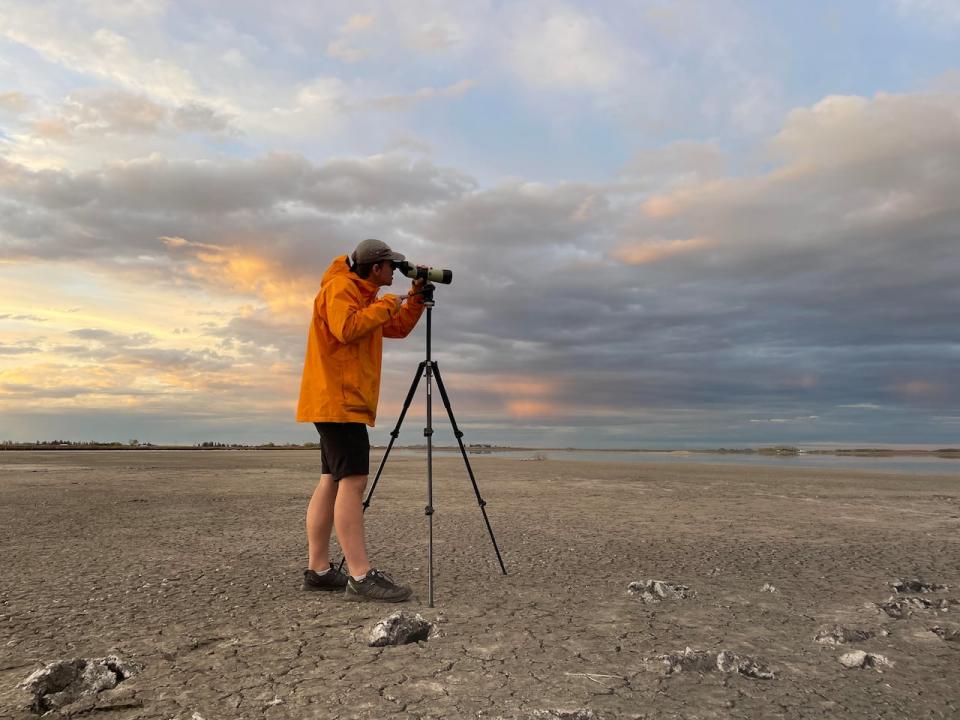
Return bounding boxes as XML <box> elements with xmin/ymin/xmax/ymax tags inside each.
<box><xmin>386</xmin><ymin>448</ymin><xmax>960</xmax><ymax>475</ymax></box>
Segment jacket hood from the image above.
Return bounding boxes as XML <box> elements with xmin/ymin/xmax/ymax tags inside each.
<box><xmin>322</xmin><ymin>254</ymin><xmax>378</xmax><ymax>297</ymax></box>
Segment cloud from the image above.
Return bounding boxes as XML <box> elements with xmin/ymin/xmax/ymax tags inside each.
<box><xmin>162</xmin><ymin>238</ymin><xmax>314</xmax><ymax>316</ymax></box>
<box><xmin>893</xmin><ymin>0</ymin><xmax>960</xmax><ymax>25</ymax></box>
<box><xmin>612</xmin><ymin>236</ymin><xmax>713</xmax><ymax>265</ymax></box>
<box><xmin>327</xmin><ymin>13</ymin><xmax>378</xmax><ymax>63</ymax></box>
<box><xmin>322</xmin><ymin>4</ymin><xmax>477</xmax><ymax>67</ymax></box>
<box><xmin>0</xmin><ymin>91</ymin><xmax>32</xmax><ymax>114</ymax></box>
<box><xmin>505</xmin><ymin>5</ymin><xmax>630</xmax><ymax>92</ymax></box>
<box><xmin>3</xmin><ymin>79</ymin><xmax>960</xmax><ymax>443</ymax></box>
<box><xmin>891</xmin><ymin>379</ymin><xmax>949</xmax><ymax>402</ymax></box>
<box><xmin>0</xmin><ymin>313</ymin><xmax>46</xmax><ymax>322</ymax></box>
<box><xmin>621</xmin><ymin>141</ymin><xmax>727</xmax><ymax>189</ymax></box>
<box><xmin>0</xmin><ymin>343</ymin><xmax>39</xmax><ymax>355</ymax></box>
<box><xmin>343</xmin><ymin>13</ymin><xmax>376</xmax><ymax>32</ymax></box>
<box><xmin>362</xmin><ymin>80</ymin><xmax>477</xmax><ymax>112</ymax></box>
<box><xmin>0</xmin><ymin>9</ymin><xmax>202</xmax><ymax>105</ymax></box>
<box><xmin>0</xmin><ymin>151</ymin><xmax>473</xmax><ymax>258</ymax></box>
<box><xmin>327</xmin><ymin>37</ymin><xmax>376</xmax><ymax>64</ymax></box>
<box><xmin>27</xmin><ymin>89</ymin><xmax>233</xmax><ymax>141</ymax></box>
<box><xmin>79</xmin><ymin>0</ymin><xmax>168</xmax><ymax>22</ymax></box>
<box><xmin>749</xmin><ymin>416</ymin><xmax>819</xmax><ymax>424</ymax></box>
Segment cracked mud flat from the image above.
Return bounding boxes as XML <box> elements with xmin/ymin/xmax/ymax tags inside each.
<box><xmin>1</xmin><ymin>451</ymin><xmax>959</xmax><ymax>719</ymax></box>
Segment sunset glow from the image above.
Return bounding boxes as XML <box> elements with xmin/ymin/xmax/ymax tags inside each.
<box><xmin>2</xmin><ymin>2</ymin><xmax>958</xmax><ymax>447</ymax></box>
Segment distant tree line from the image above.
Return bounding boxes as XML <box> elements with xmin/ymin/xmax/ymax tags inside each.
<box><xmin>0</xmin><ymin>439</ymin><xmax>137</xmax><ymax>448</ymax></box>
<box><xmin>0</xmin><ymin>440</ymin><xmax>322</xmax><ymax>450</ymax></box>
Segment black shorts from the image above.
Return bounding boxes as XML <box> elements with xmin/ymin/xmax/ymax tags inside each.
<box><xmin>314</xmin><ymin>422</ymin><xmax>370</xmax><ymax>481</ymax></box>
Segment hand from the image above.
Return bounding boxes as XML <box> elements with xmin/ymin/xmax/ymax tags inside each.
<box><xmin>411</xmin><ymin>269</ymin><xmax>427</xmax><ymax>291</ymax></box>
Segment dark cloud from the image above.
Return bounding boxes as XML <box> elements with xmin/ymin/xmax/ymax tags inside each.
<box><xmin>0</xmin><ymin>151</ymin><xmax>473</xmax><ymax>272</ymax></box>
<box><xmin>61</xmin><ymin>329</ymin><xmax>233</xmax><ymax>371</ymax></box>
<box><xmin>203</xmin><ymin>311</ymin><xmax>305</xmax><ymax>364</ymax></box>
<box><xmin>402</xmin><ymin>91</ymin><xmax>960</xmax><ymax>440</ymax></box>
<box><xmin>3</xmin><ymin>91</ymin><xmax>959</xmax><ymax>445</ymax></box>
<box><xmin>171</xmin><ymin>102</ymin><xmax>233</xmax><ymax>133</ymax></box>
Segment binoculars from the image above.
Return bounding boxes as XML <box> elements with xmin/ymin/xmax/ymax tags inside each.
<box><xmin>394</xmin><ymin>260</ymin><xmax>452</xmax><ymax>285</ymax></box>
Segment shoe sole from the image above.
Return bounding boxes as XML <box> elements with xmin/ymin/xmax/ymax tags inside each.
<box><xmin>303</xmin><ymin>583</ymin><xmax>348</xmax><ymax>592</ymax></box>
<box><xmin>345</xmin><ymin>589</ymin><xmax>412</xmax><ymax>603</ymax></box>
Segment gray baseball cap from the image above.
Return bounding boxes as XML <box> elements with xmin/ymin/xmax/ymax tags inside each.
<box><xmin>352</xmin><ymin>238</ymin><xmax>406</xmax><ymax>265</ymax></box>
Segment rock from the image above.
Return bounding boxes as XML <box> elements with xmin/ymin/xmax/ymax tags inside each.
<box><xmin>891</xmin><ymin>579</ymin><xmax>947</xmax><ymax>594</ymax></box>
<box><xmin>644</xmin><ymin>647</ymin><xmax>775</xmax><ymax>680</ymax></box>
<box><xmin>530</xmin><ymin>710</ymin><xmax>598</xmax><ymax>720</ymax></box>
<box><xmin>17</xmin><ymin>655</ymin><xmax>141</xmax><ymax>714</ymax></box>
<box><xmin>930</xmin><ymin>626</ymin><xmax>960</xmax><ymax>642</ymax></box>
<box><xmin>876</xmin><ymin>595</ymin><xmax>958</xmax><ymax>618</ymax></box>
<box><xmin>627</xmin><ymin>579</ymin><xmax>694</xmax><ymax>603</ymax></box>
<box><xmin>760</xmin><ymin>583</ymin><xmax>777</xmax><ymax>593</ymax></box>
<box><xmin>368</xmin><ymin>611</ymin><xmax>436</xmax><ymax>647</ymax></box>
<box><xmin>839</xmin><ymin>651</ymin><xmax>892</xmax><ymax>670</ymax></box>
<box><xmin>717</xmin><ymin>650</ymin><xmax>776</xmax><ymax>679</ymax></box>
<box><xmin>815</xmin><ymin>625</ymin><xmax>874</xmax><ymax>645</ymax></box>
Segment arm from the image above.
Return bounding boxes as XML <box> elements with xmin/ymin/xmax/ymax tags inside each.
<box><xmin>325</xmin><ymin>278</ymin><xmax>401</xmax><ymax>344</ymax></box>
<box><xmin>383</xmin><ymin>284</ymin><xmax>427</xmax><ymax>338</ymax></box>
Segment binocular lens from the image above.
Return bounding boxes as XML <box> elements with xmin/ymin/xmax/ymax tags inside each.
<box><xmin>395</xmin><ymin>261</ymin><xmax>453</xmax><ymax>285</ymax></box>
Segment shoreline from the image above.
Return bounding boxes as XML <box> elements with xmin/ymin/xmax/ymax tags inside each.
<box><xmin>1</xmin><ymin>443</ymin><xmax>958</xmax><ymax>458</ymax></box>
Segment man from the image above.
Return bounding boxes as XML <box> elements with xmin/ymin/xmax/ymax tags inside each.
<box><xmin>296</xmin><ymin>238</ymin><xmax>426</xmax><ymax>602</ymax></box>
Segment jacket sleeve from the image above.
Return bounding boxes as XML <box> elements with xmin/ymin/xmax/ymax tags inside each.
<box><xmin>325</xmin><ymin>279</ymin><xmax>401</xmax><ymax>344</ymax></box>
<box><xmin>383</xmin><ymin>288</ymin><xmax>426</xmax><ymax>338</ymax></box>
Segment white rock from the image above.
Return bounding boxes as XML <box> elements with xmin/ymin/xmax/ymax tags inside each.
<box><xmin>839</xmin><ymin>651</ymin><xmax>892</xmax><ymax>670</ymax></box>
<box><xmin>17</xmin><ymin>655</ymin><xmax>141</xmax><ymax>714</ymax></box>
<box><xmin>368</xmin><ymin>611</ymin><xmax>436</xmax><ymax>647</ymax></box>
<box><xmin>627</xmin><ymin>579</ymin><xmax>694</xmax><ymax>603</ymax></box>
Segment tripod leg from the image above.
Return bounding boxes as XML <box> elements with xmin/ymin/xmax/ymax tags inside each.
<box><xmin>431</xmin><ymin>363</ymin><xmax>508</xmax><ymax>575</ymax></box>
<box><xmin>364</xmin><ymin>361</ymin><xmax>426</xmax><ymax>511</ymax></box>
<box><xmin>336</xmin><ymin>361</ymin><xmax>425</xmax><ymax>573</ymax></box>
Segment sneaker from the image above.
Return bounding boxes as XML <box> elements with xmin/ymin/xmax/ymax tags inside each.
<box><xmin>345</xmin><ymin>569</ymin><xmax>412</xmax><ymax>603</ymax></box>
<box><xmin>303</xmin><ymin>564</ymin><xmax>349</xmax><ymax>591</ymax></box>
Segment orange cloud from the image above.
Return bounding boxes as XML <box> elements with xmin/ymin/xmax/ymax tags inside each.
<box><xmin>893</xmin><ymin>380</ymin><xmax>945</xmax><ymax>401</ymax></box>
<box><xmin>437</xmin><ymin>372</ymin><xmax>564</xmax><ymax>419</ymax></box>
<box><xmin>485</xmin><ymin>375</ymin><xmax>557</xmax><ymax>397</ymax></box>
<box><xmin>162</xmin><ymin>236</ymin><xmax>315</xmax><ymax>317</ymax></box>
<box><xmin>504</xmin><ymin>399</ymin><xmax>564</xmax><ymax>418</ymax></box>
<box><xmin>641</xmin><ymin>194</ymin><xmax>682</xmax><ymax>218</ymax></box>
<box><xmin>612</xmin><ymin>236</ymin><xmax>712</xmax><ymax>265</ymax></box>
<box><xmin>430</xmin><ymin>372</ymin><xmax>630</xmax><ymax>421</ymax></box>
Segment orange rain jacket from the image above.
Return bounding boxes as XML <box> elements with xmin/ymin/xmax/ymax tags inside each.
<box><xmin>296</xmin><ymin>255</ymin><xmax>425</xmax><ymax>426</ymax></box>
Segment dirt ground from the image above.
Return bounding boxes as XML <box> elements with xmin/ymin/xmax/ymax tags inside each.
<box><xmin>1</xmin><ymin>450</ymin><xmax>959</xmax><ymax>719</ymax></box>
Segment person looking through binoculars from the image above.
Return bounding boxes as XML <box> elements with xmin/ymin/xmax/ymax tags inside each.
<box><xmin>296</xmin><ymin>238</ymin><xmax>427</xmax><ymax>602</ymax></box>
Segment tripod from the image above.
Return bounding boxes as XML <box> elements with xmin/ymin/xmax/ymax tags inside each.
<box><xmin>358</xmin><ymin>284</ymin><xmax>507</xmax><ymax>607</ymax></box>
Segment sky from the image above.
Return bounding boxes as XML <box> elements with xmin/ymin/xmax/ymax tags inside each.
<box><xmin>1</xmin><ymin>0</ymin><xmax>959</xmax><ymax>448</ymax></box>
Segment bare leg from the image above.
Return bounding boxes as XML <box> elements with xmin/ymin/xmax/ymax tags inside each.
<box><xmin>306</xmin><ymin>473</ymin><xmax>337</xmax><ymax>571</ymax></box>
<box><xmin>335</xmin><ymin>474</ymin><xmax>371</xmax><ymax>577</ymax></box>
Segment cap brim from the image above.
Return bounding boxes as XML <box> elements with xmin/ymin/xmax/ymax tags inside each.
<box><xmin>387</xmin><ymin>251</ymin><xmax>406</xmax><ymax>262</ymax></box>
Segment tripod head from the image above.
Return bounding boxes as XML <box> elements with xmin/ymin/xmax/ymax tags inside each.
<box><xmin>409</xmin><ymin>282</ymin><xmax>436</xmax><ymax>306</ymax></box>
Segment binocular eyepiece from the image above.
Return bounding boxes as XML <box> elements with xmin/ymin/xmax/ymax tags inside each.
<box><xmin>394</xmin><ymin>260</ymin><xmax>453</xmax><ymax>285</ymax></box>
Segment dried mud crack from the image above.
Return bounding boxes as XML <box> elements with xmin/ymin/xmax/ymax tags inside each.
<box><xmin>2</xmin><ymin>451</ymin><xmax>959</xmax><ymax>718</ymax></box>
